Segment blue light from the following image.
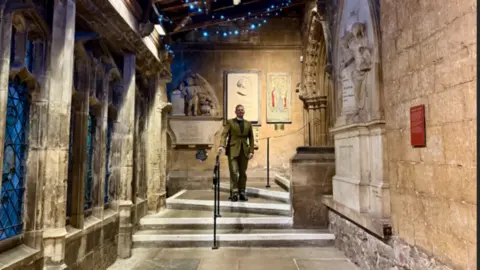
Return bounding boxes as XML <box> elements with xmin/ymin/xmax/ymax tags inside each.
<box><xmin>198</xmin><ymin>8</ymin><xmax>202</xmax><ymax>12</ymax></box>
<box><xmin>271</xmin><ymin>5</ymin><xmax>274</xmax><ymax>8</ymax></box>
<box><xmin>234</xmin><ymin>30</ymin><xmax>239</xmax><ymax>35</ymax></box>
<box><xmin>203</xmin><ymin>32</ymin><xmax>208</xmax><ymax>37</ymax></box>
<box><xmin>248</xmin><ymin>12</ymin><xmax>251</xmax><ymax>15</ymax></box>
<box><xmin>186</xmin><ymin>0</ymin><xmax>189</xmax><ymax>2</ymax></box>
<box><xmin>250</xmin><ymin>24</ymin><xmax>256</xmax><ymax>29</ymax></box>
<box><xmin>220</xmin><ymin>15</ymin><xmax>224</xmax><ymax>19</ymax></box>
<box><xmin>189</xmin><ymin>4</ymin><xmax>194</xmax><ymax>9</ymax></box>
<box><xmin>263</xmin><ymin>19</ymin><xmax>267</xmax><ymax>23</ymax></box>
<box><xmin>223</xmin><ymin>32</ymin><xmax>227</xmax><ymax>37</ymax></box>
<box><xmin>216</xmin><ymin>31</ymin><xmax>219</xmax><ymax>34</ymax></box>
<box><xmin>275</xmin><ymin>13</ymin><xmax>278</xmax><ymax>16</ymax></box>
<box><xmin>267</xmin><ymin>8</ymin><xmax>270</xmax><ymax>11</ymax></box>
<box><xmin>212</xmin><ymin>15</ymin><xmax>215</xmax><ymax>18</ymax></box>
<box><xmin>258</xmin><ymin>23</ymin><xmax>262</xmax><ymax>27</ymax></box>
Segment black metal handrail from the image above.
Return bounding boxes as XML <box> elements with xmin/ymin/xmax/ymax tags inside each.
<box><xmin>212</xmin><ymin>154</ymin><xmax>221</xmax><ymax>249</ymax></box>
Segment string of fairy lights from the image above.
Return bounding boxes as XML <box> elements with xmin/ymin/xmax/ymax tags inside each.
<box><xmin>159</xmin><ymin>0</ymin><xmax>294</xmax><ymax>47</ymax></box>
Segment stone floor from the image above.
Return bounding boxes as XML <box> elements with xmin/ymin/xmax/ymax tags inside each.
<box><xmin>108</xmin><ymin>247</ymin><xmax>359</xmax><ymax>270</ymax></box>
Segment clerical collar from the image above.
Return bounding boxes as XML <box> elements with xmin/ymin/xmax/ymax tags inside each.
<box><xmin>236</xmin><ymin>117</ymin><xmax>244</xmax><ymax>121</ymax></box>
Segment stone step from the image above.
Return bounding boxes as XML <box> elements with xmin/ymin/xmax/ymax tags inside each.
<box><xmin>274</xmin><ymin>174</ymin><xmax>290</xmax><ymax>192</ymax></box>
<box><xmin>139</xmin><ymin>215</ymin><xmax>293</xmax><ymax>230</ymax></box>
<box><xmin>167</xmin><ymin>190</ymin><xmax>291</xmax><ymax>216</ymax></box>
<box><xmin>215</xmin><ymin>184</ymin><xmax>290</xmax><ymax>203</ymax></box>
<box><xmin>132</xmin><ymin>229</ymin><xmax>335</xmax><ymax>248</ymax></box>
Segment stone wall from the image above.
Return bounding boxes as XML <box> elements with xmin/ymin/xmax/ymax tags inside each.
<box><xmin>381</xmin><ymin>0</ymin><xmax>476</xmax><ymax>269</ymax></box>
<box><xmin>0</xmin><ymin>1</ymin><xmax>171</xmax><ymax>269</ymax></box>
<box><xmin>167</xmin><ymin>18</ymin><xmax>306</xmax><ymax>184</ymax></box>
<box><xmin>328</xmin><ymin>211</ymin><xmax>452</xmax><ymax>270</ymax></box>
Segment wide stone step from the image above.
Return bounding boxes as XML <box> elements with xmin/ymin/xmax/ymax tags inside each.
<box><xmin>167</xmin><ymin>190</ymin><xmax>291</xmax><ymax>216</ymax></box>
<box><xmin>132</xmin><ymin>229</ymin><xmax>335</xmax><ymax>248</ymax></box>
<box><xmin>167</xmin><ymin>198</ymin><xmax>291</xmax><ymax>216</ymax></box>
<box><xmin>215</xmin><ymin>184</ymin><xmax>290</xmax><ymax>203</ymax></box>
<box><xmin>140</xmin><ymin>214</ymin><xmax>293</xmax><ymax>230</ymax></box>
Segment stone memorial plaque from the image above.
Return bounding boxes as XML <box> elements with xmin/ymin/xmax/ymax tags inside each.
<box><xmin>410</xmin><ymin>105</ymin><xmax>426</xmax><ymax>147</ymax></box>
<box><xmin>168</xmin><ymin>116</ymin><xmax>223</xmax><ymax>147</ymax></box>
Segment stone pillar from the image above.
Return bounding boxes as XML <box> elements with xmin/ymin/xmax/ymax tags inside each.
<box><xmin>291</xmin><ymin>146</ymin><xmax>335</xmax><ymax>228</ymax></box>
<box><xmin>42</xmin><ymin>0</ymin><xmax>76</xmax><ymax>268</ymax></box>
<box><xmin>113</xmin><ymin>54</ymin><xmax>136</xmax><ymax>259</ymax></box>
<box><xmin>0</xmin><ymin>4</ymin><xmax>13</xmax><ymax>196</ymax></box>
<box><xmin>145</xmin><ymin>76</ymin><xmax>170</xmax><ymax>213</ymax></box>
<box><xmin>92</xmin><ymin>77</ymin><xmax>109</xmax><ymax>218</ymax></box>
<box><xmin>302</xmin><ymin>96</ymin><xmax>328</xmax><ymax>146</ymax></box>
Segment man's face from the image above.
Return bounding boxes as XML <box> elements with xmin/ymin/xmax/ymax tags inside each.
<box><xmin>235</xmin><ymin>106</ymin><xmax>245</xmax><ymax>119</ymax></box>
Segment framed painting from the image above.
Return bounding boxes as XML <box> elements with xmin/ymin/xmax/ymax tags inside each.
<box><xmin>223</xmin><ymin>70</ymin><xmax>261</xmax><ymax>125</ymax></box>
<box><xmin>266</xmin><ymin>73</ymin><xmax>292</xmax><ymax>123</ymax></box>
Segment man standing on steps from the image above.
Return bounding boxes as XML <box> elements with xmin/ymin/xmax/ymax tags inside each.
<box><xmin>218</xmin><ymin>104</ymin><xmax>255</xmax><ymax>202</ymax></box>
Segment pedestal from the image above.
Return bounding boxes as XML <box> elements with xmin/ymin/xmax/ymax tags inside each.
<box><xmin>290</xmin><ymin>147</ymin><xmax>335</xmax><ymax>228</ymax></box>
<box><xmin>330</xmin><ymin>120</ymin><xmax>390</xmax><ymax>218</ymax></box>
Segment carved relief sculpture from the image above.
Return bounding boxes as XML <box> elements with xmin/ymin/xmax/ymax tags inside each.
<box><xmin>341</xmin><ymin>21</ymin><xmax>372</xmax><ymax>119</ymax></box>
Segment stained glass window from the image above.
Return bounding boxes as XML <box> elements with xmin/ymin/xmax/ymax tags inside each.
<box><xmin>84</xmin><ymin>112</ymin><xmax>95</xmax><ymax>210</ymax></box>
<box><xmin>26</xmin><ymin>40</ymin><xmax>33</xmax><ymax>72</ymax></box>
<box><xmin>1</xmin><ymin>77</ymin><xmax>30</xmax><ymax>240</ymax></box>
<box><xmin>104</xmin><ymin>120</ymin><xmax>113</xmax><ymax>204</ymax></box>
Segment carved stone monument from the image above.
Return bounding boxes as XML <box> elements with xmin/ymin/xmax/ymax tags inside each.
<box><xmin>168</xmin><ymin>72</ymin><xmax>222</xmax><ymax>148</ymax></box>
<box><xmin>330</xmin><ymin>1</ymin><xmax>390</xmax><ymax>221</ymax></box>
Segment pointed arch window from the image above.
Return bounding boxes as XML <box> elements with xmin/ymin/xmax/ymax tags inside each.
<box><xmin>85</xmin><ymin>111</ymin><xmax>96</xmax><ymax>210</ymax></box>
<box><xmin>1</xmin><ymin>77</ymin><xmax>30</xmax><ymax>240</ymax></box>
<box><xmin>104</xmin><ymin>120</ymin><xmax>113</xmax><ymax>204</ymax></box>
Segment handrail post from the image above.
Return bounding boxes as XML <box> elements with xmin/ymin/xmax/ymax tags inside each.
<box><xmin>266</xmin><ymin>137</ymin><xmax>271</xmax><ymax>188</ymax></box>
<box><xmin>212</xmin><ymin>155</ymin><xmax>220</xmax><ymax>250</ymax></box>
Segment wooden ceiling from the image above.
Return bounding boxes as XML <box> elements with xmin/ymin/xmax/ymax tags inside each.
<box><xmin>152</xmin><ymin>0</ymin><xmax>305</xmax><ymax>36</ymax></box>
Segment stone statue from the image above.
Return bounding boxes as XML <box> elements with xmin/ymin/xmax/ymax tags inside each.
<box><xmin>340</xmin><ymin>22</ymin><xmax>372</xmax><ymax>120</ymax></box>
<box><xmin>185</xmin><ymin>76</ymin><xmax>200</xmax><ymax>116</ymax></box>
<box><xmin>198</xmin><ymin>93</ymin><xmax>212</xmax><ymax>116</ymax></box>
<box><xmin>171</xmin><ymin>82</ymin><xmax>186</xmax><ymax>116</ymax></box>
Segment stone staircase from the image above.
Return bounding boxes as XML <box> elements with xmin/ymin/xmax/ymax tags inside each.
<box><xmin>133</xmin><ymin>175</ymin><xmax>335</xmax><ymax>248</ymax></box>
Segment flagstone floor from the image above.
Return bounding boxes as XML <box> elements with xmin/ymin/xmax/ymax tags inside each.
<box><xmin>108</xmin><ymin>247</ymin><xmax>359</xmax><ymax>270</ymax></box>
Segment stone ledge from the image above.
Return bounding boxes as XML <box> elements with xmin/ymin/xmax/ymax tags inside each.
<box><xmin>322</xmin><ymin>195</ymin><xmax>392</xmax><ymax>239</ymax></box>
<box><xmin>65</xmin><ymin>209</ymin><xmax>119</xmax><ymax>242</ymax></box>
<box><xmin>0</xmin><ymin>244</ymin><xmax>41</xmax><ymax>270</ymax></box>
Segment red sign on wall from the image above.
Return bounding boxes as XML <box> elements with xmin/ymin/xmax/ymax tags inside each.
<box><xmin>410</xmin><ymin>105</ymin><xmax>426</xmax><ymax>147</ymax></box>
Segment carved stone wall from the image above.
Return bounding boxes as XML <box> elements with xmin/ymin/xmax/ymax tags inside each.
<box><xmin>0</xmin><ymin>1</ymin><xmax>172</xmax><ymax>269</ymax></box>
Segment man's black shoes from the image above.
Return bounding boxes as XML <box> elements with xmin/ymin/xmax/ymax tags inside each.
<box><xmin>239</xmin><ymin>193</ymin><xmax>248</xmax><ymax>201</ymax></box>
<box><xmin>230</xmin><ymin>194</ymin><xmax>238</xmax><ymax>202</ymax></box>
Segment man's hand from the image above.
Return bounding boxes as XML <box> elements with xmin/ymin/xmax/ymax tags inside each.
<box><xmin>218</xmin><ymin>147</ymin><xmax>224</xmax><ymax>154</ymax></box>
<box><xmin>248</xmin><ymin>153</ymin><xmax>254</xmax><ymax>160</ymax></box>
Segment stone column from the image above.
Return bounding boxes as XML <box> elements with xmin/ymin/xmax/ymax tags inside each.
<box><xmin>92</xmin><ymin>76</ymin><xmax>109</xmax><ymax>218</ymax></box>
<box><xmin>113</xmin><ymin>54</ymin><xmax>136</xmax><ymax>259</ymax></box>
<box><xmin>0</xmin><ymin>4</ymin><xmax>13</xmax><ymax>196</ymax></box>
<box><xmin>145</xmin><ymin>76</ymin><xmax>170</xmax><ymax>213</ymax></box>
<box><xmin>42</xmin><ymin>0</ymin><xmax>76</xmax><ymax>268</ymax></box>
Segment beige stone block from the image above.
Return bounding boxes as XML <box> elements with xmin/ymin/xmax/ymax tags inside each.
<box><xmin>419</xmin><ymin>126</ymin><xmax>445</xmax><ymax>164</ymax></box>
<box><xmin>412</xmin><ymin>197</ymin><xmax>433</xmax><ymax>254</ymax></box>
<box><xmin>464</xmin><ymin>80</ymin><xmax>476</xmax><ymax>120</ymax></box>
<box><xmin>443</xmin><ymin>120</ymin><xmax>475</xmax><ymax>166</ymax></box>
<box><xmin>435</xmin><ymin>47</ymin><xmax>475</xmax><ymax>91</ymax></box>
<box><xmin>396</xmin><ymin>28</ymin><xmax>413</xmax><ymax>52</ymax></box>
<box><xmin>407</xmin><ymin>44</ymin><xmax>421</xmax><ymax>71</ymax></box>
<box><xmin>419</xmin><ymin>32</ymin><xmax>438</xmax><ymax>65</ymax></box>
<box><xmin>398</xmin><ymin>75</ymin><xmax>413</xmax><ymax>103</ymax></box>
<box><xmin>467</xmin><ymin>241</ymin><xmax>477</xmax><ymax>270</ymax></box>
<box><xmin>397</xmin><ymin>161</ymin><xmax>415</xmax><ymax>192</ymax></box>
<box><xmin>446</xmin><ymin>201</ymin><xmax>476</xmax><ymax>242</ymax></box>
<box><xmin>412</xmin><ymin>163</ymin><xmax>434</xmax><ymax>195</ymax></box>
<box><xmin>429</xmin><ymin>86</ymin><xmax>465</xmax><ymax>125</ymax></box>
<box><xmin>436</xmin><ymin>0</ymin><xmax>477</xmax><ymax>28</ymax></box>
<box><xmin>396</xmin><ymin>51</ymin><xmax>409</xmax><ymax>76</ymax></box>
<box><xmin>431</xmin><ymin>227</ymin><xmax>469</xmax><ymax>270</ymax></box>
<box><xmin>411</xmin><ymin>65</ymin><xmax>435</xmax><ymax>99</ymax></box>
<box><xmin>422</xmin><ymin>198</ymin><xmax>449</xmax><ymax>232</ymax></box>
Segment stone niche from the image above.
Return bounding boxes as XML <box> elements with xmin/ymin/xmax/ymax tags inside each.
<box><xmin>168</xmin><ymin>72</ymin><xmax>223</xmax><ymax>148</ymax></box>
<box><xmin>329</xmin><ymin>0</ymin><xmax>390</xmax><ymax>222</ymax></box>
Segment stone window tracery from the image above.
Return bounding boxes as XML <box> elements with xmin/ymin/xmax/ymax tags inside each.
<box><xmin>1</xmin><ymin>77</ymin><xmax>30</xmax><ymax>240</ymax></box>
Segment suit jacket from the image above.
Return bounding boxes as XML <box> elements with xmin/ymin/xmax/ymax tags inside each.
<box><xmin>220</xmin><ymin>118</ymin><xmax>255</xmax><ymax>158</ymax></box>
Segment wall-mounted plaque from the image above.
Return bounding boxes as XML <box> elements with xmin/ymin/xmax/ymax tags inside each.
<box><xmin>410</xmin><ymin>105</ymin><xmax>426</xmax><ymax>147</ymax></box>
<box><xmin>224</xmin><ymin>70</ymin><xmax>261</xmax><ymax>125</ymax></box>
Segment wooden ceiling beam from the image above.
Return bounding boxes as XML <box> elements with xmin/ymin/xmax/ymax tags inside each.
<box><xmin>172</xmin><ymin>2</ymin><xmax>304</xmax><ymax>34</ymax></box>
<box><xmin>173</xmin><ymin>16</ymin><xmax>192</xmax><ymax>32</ymax></box>
<box><xmin>171</xmin><ymin>12</ymin><xmax>203</xmax><ymax>21</ymax></box>
<box><xmin>206</xmin><ymin>0</ymin><xmax>212</xmax><ymax>14</ymax></box>
<box><xmin>162</xmin><ymin>2</ymin><xmax>205</xmax><ymax>12</ymax></box>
